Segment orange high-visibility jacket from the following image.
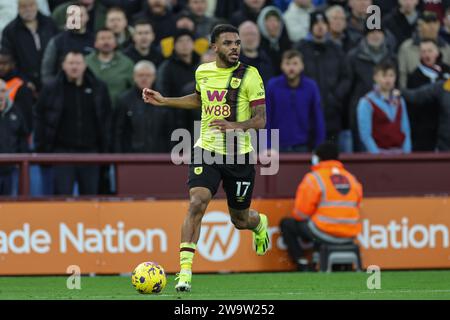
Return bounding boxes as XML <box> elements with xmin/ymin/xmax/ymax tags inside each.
<box><xmin>292</xmin><ymin>160</ymin><xmax>363</xmax><ymax>238</ymax></box>
<box><xmin>5</xmin><ymin>77</ymin><xmax>24</xmax><ymax>102</ymax></box>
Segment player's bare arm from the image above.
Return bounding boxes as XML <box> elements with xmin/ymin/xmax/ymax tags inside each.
<box><xmin>142</xmin><ymin>88</ymin><xmax>201</xmax><ymax>109</ymax></box>
<box><xmin>209</xmin><ymin>104</ymin><xmax>266</xmax><ymax>133</ymax></box>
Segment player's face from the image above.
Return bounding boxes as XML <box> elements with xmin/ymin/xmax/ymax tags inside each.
<box><xmin>214</xmin><ymin>32</ymin><xmax>241</xmax><ymax>67</ymax></box>
<box><xmin>374</xmin><ymin>69</ymin><xmax>396</xmax><ymax>92</ymax></box>
<box><xmin>281</xmin><ymin>56</ymin><xmax>303</xmax><ymax>80</ymax></box>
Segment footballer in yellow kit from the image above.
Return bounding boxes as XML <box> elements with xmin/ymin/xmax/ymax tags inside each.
<box><xmin>142</xmin><ymin>24</ymin><xmax>270</xmax><ymax>292</ymax></box>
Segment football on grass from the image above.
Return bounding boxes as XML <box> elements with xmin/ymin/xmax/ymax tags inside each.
<box><xmin>131</xmin><ymin>262</ymin><xmax>167</xmax><ymax>294</ymax></box>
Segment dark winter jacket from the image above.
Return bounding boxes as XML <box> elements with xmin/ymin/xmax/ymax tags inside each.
<box><xmin>347</xmin><ymin>39</ymin><xmax>396</xmax><ymax>130</ymax></box>
<box><xmin>1</xmin><ymin>12</ymin><xmax>58</xmax><ymax>89</ymax></box>
<box><xmin>295</xmin><ymin>39</ymin><xmax>351</xmax><ymax>135</ymax></box>
<box><xmin>34</xmin><ymin>70</ymin><xmax>112</xmax><ymax>153</ymax></box>
<box><xmin>383</xmin><ymin>8</ymin><xmax>418</xmax><ymax>51</ymax></box>
<box><xmin>156</xmin><ymin>53</ymin><xmax>200</xmax><ymax>138</ymax></box>
<box><xmin>406</xmin><ymin>62</ymin><xmax>450</xmax><ymax>151</ymax></box>
<box><xmin>132</xmin><ymin>6</ymin><xmax>176</xmax><ymax>43</ymax></box>
<box><xmin>41</xmin><ymin>30</ymin><xmax>95</xmax><ymax>85</ymax></box>
<box><xmin>0</xmin><ymin>101</ymin><xmax>29</xmax><ymax>174</ymax></box>
<box><xmin>239</xmin><ymin>49</ymin><xmax>275</xmax><ymax>85</ymax></box>
<box><xmin>113</xmin><ymin>86</ymin><xmax>172</xmax><ymax>153</ymax></box>
<box><xmin>402</xmin><ymin>80</ymin><xmax>450</xmax><ymax>151</ymax></box>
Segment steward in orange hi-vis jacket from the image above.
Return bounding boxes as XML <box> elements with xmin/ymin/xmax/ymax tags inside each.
<box><xmin>280</xmin><ymin>142</ymin><xmax>363</xmax><ymax>271</ymax></box>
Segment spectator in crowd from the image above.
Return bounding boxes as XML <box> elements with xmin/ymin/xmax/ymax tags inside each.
<box><xmin>214</xmin><ymin>0</ymin><xmax>241</xmax><ymax>20</ymax></box>
<box><xmin>440</xmin><ymin>7</ymin><xmax>450</xmax><ymax>43</ymax></box>
<box><xmin>357</xmin><ymin>60</ymin><xmax>412</xmax><ymax>154</ymax></box>
<box><xmin>156</xmin><ymin>29</ymin><xmax>200</xmax><ymax>140</ymax></box>
<box><xmin>372</xmin><ymin>0</ymin><xmax>397</xmax><ymax>15</ymax></box>
<box><xmin>230</xmin><ymin>0</ymin><xmax>268</xmax><ymax>27</ymax></box>
<box><xmin>420</xmin><ymin>0</ymin><xmax>450</xmax><ymax>22</ymax></box>
<box><xmin>348</xmin><ymin>26</ymin><xmax>396</xmax><ymax>151</ymax></box>
<box><xmin>326</xmin><ymin>4</ymin><xmax>357</xmax><ymax>53</ymax></box>
<box><xmin>402</xmin><ymin>79</ymin><xmax>450</xmax><ymax>152</ymax></box>
<box><xmin>398</xmin><ymin>11</ymin><xmax>450</xmax><ymax>88</ymax></box>
<box><xmin>0</xmin><ymin>49</ymin><xmax>35</xmax><ymax>132</ymax></box>
<box><xmin>1</xmin><ymin>0</ymin><xmax>58</xmax><ymax>92</ymax></box>
<box><xmin>283</xmin><ymin>0</ymin><xmax>315</xmax><ymax>43</ymax></box>
<box><xmin>0</xmin><ymin>0</ymin><xmax>50</xmax><ymax>42</ymax></box>
<box><xmin>114</xmin><ymin>61</ymin><xmax>171</xmax><ymax>153</ymax></box>
<box><xmin>123</xmin><ymin>20</ymin><xmax>164</xmax><ymax>66</ymax></box>
<box><xmin>238</xmin><ymin>21</ymin><xmax>275</xmax><ymax>84</ymax></box>
<box><xmin>52</xmin><ymin>0</ymin><xmax>107</xmax><ymax>33</ymax></box>
<box><xmin>85</xmin><ymin>28</ymin><xmax>134</xmax><ymax>108</ymax></box>
<box><xmin>34</xmin><ymin>51</ymin><xmax>111</xmax><ymax>195</ymax></box>
<box><xmin>406</xmin><ymin>39</ymin><xmax>450</xmax><ymax>151</ymax></box>
<box><xmin>98</xmin><ymin>0</ymin><xmax>144</xmax><ymax>19</ymax></box>
<box><xmin>160</xmin><ymin>12</ymin><xmax>210</xmax><ymax>58</ymax></box>
<box><xmin>266</xmin><ymin>50</ymin><xmax>325</xmax><ymax>152</ymax></box>
<box><xmin>280</xmin><ymin>142</ymin><xmax>363</xmax><ymax>271</ymax></box>
<box><xmin>187</xmin><ymin>0</ymin><xmax>219</xmax><ymax>37</ymax></box>
<box><xmin>408</xmin><ymin>39</ymin><xmax>450</xmax><ymax>88</ymax></box>
<box><xmin>132</xmin><ymin>0</ymin><xmax>177</xmax><ymax>43</ymax></box>
<box><xmin>41</xmin><ymin>5</ymin><xmax>95</xmax><ymax>85</ymax></box>
<box><xmin>347</xmin><ymin>0</ymin><xmax>397</xmax><ymax>51</ymax></box>
<box><xmin>257</xmin><ymin>6</ymin><xmax>292</xmax><ymax>75</ymax></box>
<box><xmin>347</xmin><ymin>0</ymin><xmax>372</xmax><ymax>44</ymax></box>
<box><xmin>296</xmin><ymin>11</ymin><xmax>351</xmax><ymax>144</ymax></box>
<box><xmin>0</xmin><ymin>79</ymin><xmax>29</xmax><ymax>196</ymax></box>
<box><xmin>383</xmin><ymin>0</ymin><xmax>419</xmax><ymax>50</ymax></box>
<box><xmin>105</xmin><ymin>6</ymin><xmax>133</xmax><ymax>49</ymax></box>
<box><xmin>316</xmin><ymin>0</ymin><xmax>349</xmax><ymax>12</ymax></box>
<box><xmin>200</xmin><ymin>48</ymin><xmax>216</xmax><ymax>63</ymax></box>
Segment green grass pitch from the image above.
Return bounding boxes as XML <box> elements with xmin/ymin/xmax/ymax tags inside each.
<box><xmin>0</xmin><ymin>271</ymin><xmax>449</xmax><ymax>300</ymax></box>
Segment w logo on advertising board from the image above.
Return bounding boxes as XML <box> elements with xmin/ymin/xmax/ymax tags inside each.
<box><xmin>197</xmin><ymin>211</ymin><xmax>240</xmax><ymax>262</ymax></box>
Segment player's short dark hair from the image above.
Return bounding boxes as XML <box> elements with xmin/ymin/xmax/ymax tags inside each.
<box><xmin>281</xmin><ymin>49</ymin><xmax>303</xmax><ymax>62</ymax></box>
<box><xmin>315</xmin><ymin>142</ymin><xmax>339</xmax><ymax>161</ymax></box>
<box><xmin>210</xmin><ymin>24</ymin><xmax>239</xmax><ymax>44</ymax></box>
<box><xmin>373</xmin><ymin>59</ymin><xmax>397</xmax><ymax>75</ymax></box>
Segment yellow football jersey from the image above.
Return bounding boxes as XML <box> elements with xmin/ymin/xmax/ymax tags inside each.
<box><xmin>194</xmin><ymin>61</ymin><xmax>266</xmax><ymax>155</ymax></box>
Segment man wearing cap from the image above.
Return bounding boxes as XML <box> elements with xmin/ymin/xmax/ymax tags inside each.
<box><xmin>156</xmin><ymin>28</ymin><xmax>201</xmax><ymax>144</ymax></box>
<box><xmin>398</xmin><ymin>11</ymin><xmax>450</xmax><ymax>88</ymax></box>
<box><xmin>347</xmin><ymin>24</ymin><xmax>396</xmax><ymax>151</ymax></box>
<box><xmin>295</xmin><ymin>11</ymin><xmax>351</xmax><ymax>147</ymax></box>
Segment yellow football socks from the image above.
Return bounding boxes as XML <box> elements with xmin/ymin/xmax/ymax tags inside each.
<box><xmin>179</xmin><ymin>242</ymin><xmax>196</xmax><ymax>271</ymax></box>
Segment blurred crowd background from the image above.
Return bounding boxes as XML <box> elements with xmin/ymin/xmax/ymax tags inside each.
<box><xmin>1</xmin><ymin>0</ymin><xmax>450</xmax><ymax>196</ymax></box>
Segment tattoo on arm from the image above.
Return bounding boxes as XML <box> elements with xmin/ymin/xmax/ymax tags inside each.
<box><xmin>236</xmin><ymin>104</ymin><xmax>266</xmax><ymax>131</ymax></box>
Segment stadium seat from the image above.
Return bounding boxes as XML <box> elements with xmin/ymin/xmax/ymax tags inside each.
<box><xmin>312</xmin><ymin>242</ymin><xmax>363</xmax><ymax>272</ymax></box>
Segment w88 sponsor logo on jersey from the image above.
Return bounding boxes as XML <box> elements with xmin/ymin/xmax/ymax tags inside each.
<box><xmin>204</xmin><ymin>104</ymin><xmax>231</xmax><ymax>117</ymax></box>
